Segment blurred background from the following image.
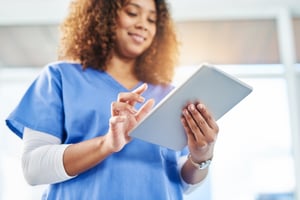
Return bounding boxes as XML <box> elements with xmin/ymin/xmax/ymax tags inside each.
<box><xmin>0</xmin><ymin>0</ymin><xmax>300</xmax><ymax>199</ymax></box>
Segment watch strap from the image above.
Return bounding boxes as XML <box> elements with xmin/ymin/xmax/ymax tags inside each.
<box><xmin>188</xmin><ymin>153</ymin><xmax>212</xmax><ymax>170</ymax></box>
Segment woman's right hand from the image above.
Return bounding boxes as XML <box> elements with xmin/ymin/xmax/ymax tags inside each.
<box><xmin>104</xmin><ymin>83</ymin><xmax>155</xmax><ymax>152</ymax></box>
<box><xmin>62</xmin><ymin>83</ymin><xmax>154</xmax><ymax>177</ymax></box>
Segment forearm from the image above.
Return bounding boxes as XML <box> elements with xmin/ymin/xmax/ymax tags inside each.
<box><xmin>181</xmin><ymin>155</ymin><xmax>209</xmax><ymax>185</ymax></box>
<box><xmin>63</xmin><ymin>135</ymin><xmax>113</xmax><ymax>176</ymax></box>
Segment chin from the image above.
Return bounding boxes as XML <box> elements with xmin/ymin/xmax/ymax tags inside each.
<box><xmin>126</xmin><ymin>49</ymin><xmax>145</xmax><ymax>58</ymax></box>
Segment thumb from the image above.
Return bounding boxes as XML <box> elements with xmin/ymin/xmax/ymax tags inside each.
<box><xmin>135</xmin><ymin>98</ymin><xmax>155</xmax><ymax>122</ymax></box>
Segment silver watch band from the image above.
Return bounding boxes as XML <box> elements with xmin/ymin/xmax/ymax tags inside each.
<box><xmin>188</xmin><ymin>153</ymin><xmax>212</xmax><ymax>170</ymax></box>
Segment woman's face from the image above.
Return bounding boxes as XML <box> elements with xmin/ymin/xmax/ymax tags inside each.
<box><xmin>114</xmin><ymin>0</ymin><xmax>157</xmax><ymax>59</ymax></box>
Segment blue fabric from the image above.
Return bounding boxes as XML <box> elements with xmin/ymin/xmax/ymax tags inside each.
<box><xmin>6</xmin><ymin>61</ymin><xmax>189</xmax><ymax>200</ymax></box>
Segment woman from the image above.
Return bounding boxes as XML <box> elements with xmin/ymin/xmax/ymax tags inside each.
<box><xmin>6</xmin><ymin>0</ymin><xmax>219</xmax><ymax>199</ymax></box>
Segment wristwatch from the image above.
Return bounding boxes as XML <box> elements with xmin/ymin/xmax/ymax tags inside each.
<box><xmin>188</xmin><ymin>154</ymin><xmax>212</xmax><ymax>170</ymax></box>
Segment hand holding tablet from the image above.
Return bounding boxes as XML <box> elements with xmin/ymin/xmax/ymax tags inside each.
<box><xmin>130</xmin><ymin>64</ymin><xmax>253</xmax><ymax>151</ymax></box>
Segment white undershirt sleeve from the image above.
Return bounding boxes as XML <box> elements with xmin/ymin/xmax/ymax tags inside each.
<box><xmin>177</xmin><ymin>155</ymin><xmax>205</xmax><ymax>194</ymax></box>
<box><xmin>23</xmin><ymin>127</ymin><xmax>205</xmax><ymax>190</ymax></box>
<box><xmin>22</xmin><ymin>127</ymin><xmax>76</xmax><ymax>186</ymax></box>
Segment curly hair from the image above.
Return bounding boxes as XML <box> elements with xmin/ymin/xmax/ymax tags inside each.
<box><xmin>58</xmin><ymin>0</ymin><xmax>179</xmax><ymax>85</ymax></box>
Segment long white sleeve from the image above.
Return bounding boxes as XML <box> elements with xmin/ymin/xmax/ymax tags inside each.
<box><xmin>23</xmin><ymin>127</ymin><xmax>204</xmax><ymax>190</ymax></box>
<box><xmin>22</xmin><ymin>127</ymin><xmax>76</xmax><ymax>185</ymax></box>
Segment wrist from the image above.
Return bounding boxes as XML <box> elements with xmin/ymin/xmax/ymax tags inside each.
<box><xmin>98</xmin><ymin>135</ymin><xmax>116</xmax><ymax>155</ymax></box>
<box><xmin>188</xmin><ymin>153</ymin><xmax>212</xmax><ymax>170</ymax></box>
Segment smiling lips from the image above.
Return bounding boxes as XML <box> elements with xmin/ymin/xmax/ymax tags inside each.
<box><xmin>129</xmin><ymin>33</ymin><xmax>146</xmax><ymax>43</ymax></box>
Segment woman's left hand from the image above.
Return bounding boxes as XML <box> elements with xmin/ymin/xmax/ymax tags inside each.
<box><xmin>181</xmin><ymin>102</ymin><xmax>219</xmax><ymax>163</ymax></box>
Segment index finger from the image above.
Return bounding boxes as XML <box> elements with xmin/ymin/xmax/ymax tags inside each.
<box><xmin>117</xmin><ymin>83</ymin><xmax>148</xmax><ymax>106</ymax></box>
<box><xmin>132</xmin><ymin>83</ymin><xmax>148</xmax><ymax>95</ymax></box>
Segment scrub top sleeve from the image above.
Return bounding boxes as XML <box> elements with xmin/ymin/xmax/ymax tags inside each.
<box><xmin>6</xmin><ymin>65</ymin><xmax>65</xmax><ymax>140</ymax></box>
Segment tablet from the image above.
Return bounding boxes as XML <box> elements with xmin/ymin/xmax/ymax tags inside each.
<box><xmin>130</xmin><ymin>64</ymin><xmax>253</xmax><ymax>151</ymax></box>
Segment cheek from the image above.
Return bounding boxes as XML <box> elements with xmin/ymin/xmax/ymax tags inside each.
<box><xmin>119</xmin><ymin>19</ymin><xmax>130</xmax><ymax>29</ymax></box>
<box><xmin>117</xmin><ymin>14</ymin><xmax>133</xmax><ymax>29</ymax></box>
<box><xmin>148</xmin><ymin>27</ymin><xmax>157</xmax><ymax>43</ymax></box>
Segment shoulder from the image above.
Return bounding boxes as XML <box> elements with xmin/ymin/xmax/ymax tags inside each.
<box><xmin>37</xmin><ymin>61</ymin><xmax>83</xmax><ymax>81</ymax></box>
<box><xmin>44</xmin><ymin>61</ymin><xmax>82</xmax><ymax>73</ymax></box>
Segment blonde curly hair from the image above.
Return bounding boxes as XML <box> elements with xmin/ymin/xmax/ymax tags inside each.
<box><xmin>58</xmin><ymin>0</ymin><xmax>179</xmax><ymax>85</ymax></box>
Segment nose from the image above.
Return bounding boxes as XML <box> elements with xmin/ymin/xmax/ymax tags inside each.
<box><xmin>135</xmin><ymin>23</ymin><xmax>148</xmax><ymax>31</ymax></box>
<box><xmin>135</xmin><ymin>17</ymin><xmax>148</xmax><ymax>31</ymax></box>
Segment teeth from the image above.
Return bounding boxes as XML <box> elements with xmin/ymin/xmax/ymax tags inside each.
<box><xmin>132</xmin><ymin>34</ymin><xmax>144</xmax><ymax>42</ymax></box>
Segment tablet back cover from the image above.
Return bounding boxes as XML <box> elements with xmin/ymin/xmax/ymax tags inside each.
<box><xmin>130</xmin><ymin>64</ymin><xmax>253</xmax><ymax>150</ymax></box>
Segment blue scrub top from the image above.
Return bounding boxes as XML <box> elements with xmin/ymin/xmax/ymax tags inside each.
<box><xmin>6</xmin><ymin>61</ymin><xmax>189</xmax><ymax>200</ymax></box>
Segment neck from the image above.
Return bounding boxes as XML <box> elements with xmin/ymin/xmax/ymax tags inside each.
<box><xmin>106</xmin><ymin>56</ymin><xmax>140</xmax><ymax>90</ymax></box>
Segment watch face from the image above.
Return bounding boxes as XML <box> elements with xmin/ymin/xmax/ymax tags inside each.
<box><xmin>199</xmin><ymin>159</ymin><xmax>211</xmax><ymax>169</ymax></box>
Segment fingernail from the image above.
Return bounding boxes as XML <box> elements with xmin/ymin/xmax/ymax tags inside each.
<box><xmin>197</xmin><ymin>104</ymin><xmax>205</xmax><ymax>110</ymax></box>
<box><xmin>188</xmin><ymin>104</ymin><xmax>195</xmax><ymax>111</ymax></box>
<box><xmin>182</xmin><ymin>109</ymin><xmax>188</xmax><ymax>115</ymax></box>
